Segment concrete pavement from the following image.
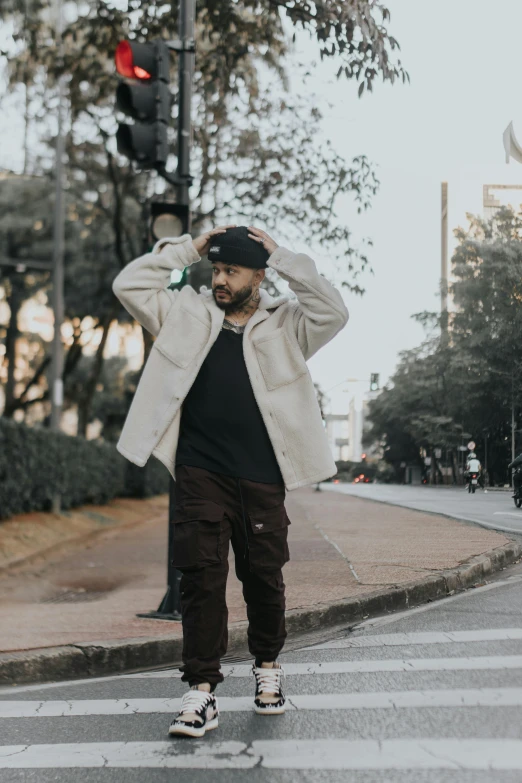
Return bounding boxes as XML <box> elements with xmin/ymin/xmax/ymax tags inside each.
<box><xmin>1</xmin><ymin>487</ymin><xmax>520</xmax><ymax>685</ymax></box>
<box><xmin>323</xmin><ymin>483</ymin><xmax>522</xmax><ymax>536</ymax></box>
<box><xmin>1</xmin><ymin>562</ymin><xmax>522</xmax><ymax>780</ymax></box>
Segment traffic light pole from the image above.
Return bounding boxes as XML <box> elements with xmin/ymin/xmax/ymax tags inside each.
<box><xmin>137</xmin><ymin>0</ymin><xmax>196</xmax><ymax>622</ymax></box>
<box><xmin>174</xmin><ymin>0</ymin><xmax>195</xmax><ymax>221</ymax></box>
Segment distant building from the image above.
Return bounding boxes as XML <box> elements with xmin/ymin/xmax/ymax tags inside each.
<box><xmin>348</xmin><ymin>397</ymin><xmax>361</xmax><ymax>462</ymax></box>
<box><xmin>347</xmin><ymin>389</ymin><xmax>381</xmax><ymax>463</ymax></box>
<box><xmin>482</xmin><ymin>183</ymin><xmax>522</xmax><ymax>220</ymax></box>
<box><xmin>324</xmin><ymin>413</ymin><xmax>350</xmax><ymax>462</ymax></box>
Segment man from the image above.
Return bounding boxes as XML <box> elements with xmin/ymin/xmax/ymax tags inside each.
<box><xmin>112</xmin><ymin>224</ymin><xmax>348</xmax><ymax>738</ymax></box>
<box><xmin>465</xmin><ymin>452</ymin><xmax>483</xmax><ymax>489</ymax></box>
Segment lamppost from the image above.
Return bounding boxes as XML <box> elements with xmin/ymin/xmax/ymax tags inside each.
<box><xmin>49</xmin><ymin>0</ymin><xmax>67</xmax><ymax>514</ymax></box>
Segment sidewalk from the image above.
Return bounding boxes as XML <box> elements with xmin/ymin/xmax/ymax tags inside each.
<box><xmin>1</xmin><ymin>487</ymin><xmax>520</xmax><ymax>684</ymax></box>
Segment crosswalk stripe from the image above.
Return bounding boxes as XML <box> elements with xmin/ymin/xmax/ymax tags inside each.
<box><xmin>3</xmin><ymin>687</ymin><xmax>522</xmax><ymax>717</ymax></box>
<box><xmin>3</xmin><ymin>652</ymin><xmax>520</xmax><ymax>698</ymax></box>
<box><xmin>1</xmin><ymin>739</ymin><xmax>522</xmax><ymax>769</ymax></box>
<box><xmin>4</xmin><ymin>627</ymin><xmax>522</xmax><ymax>697</ymax></box>
<box><xmin>128</xmin><ymin>654</ymin><xmax>522</xmax><ymax>679</ymax></box>
<box><xmin>301</xmin><ymin>628</ymin><xmax>522</xmax><ymax>650</ymax></box>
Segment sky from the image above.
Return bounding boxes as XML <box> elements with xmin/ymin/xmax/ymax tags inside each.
<box><xmin>3</xmin><ymin>0</ymin><xmax>522</xmax><ymax>417</ymax></box>
<box><xmin>293</xmin><ymin>0</ymin><xmax>522</xmax><ymax>414</ymax></box>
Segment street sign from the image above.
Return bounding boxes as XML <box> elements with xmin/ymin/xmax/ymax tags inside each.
<box><xmin>434</xmin><ymin>448</ymin><xmax>442</xmax><ymax>459</ymax></box>
<box><xmin>467</xmin><ymin>441</ymin><xmax>476</xmax><ymax>450</ymax></box>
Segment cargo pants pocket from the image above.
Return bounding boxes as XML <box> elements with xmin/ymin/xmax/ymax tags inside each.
<box><xmin>171</xmin><ymin>499</ymin><xmax>224</xmax><ymax>571</ymax></box>
<box><xmin>247</xmin><ymin>505</ymin><xmax>290</xmax><ymax>572</ymax></box>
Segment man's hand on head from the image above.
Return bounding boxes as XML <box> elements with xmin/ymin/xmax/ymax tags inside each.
<box><xmin>192</xmin><ymin>225</ymin><xmax>237</xmax><ymax>257</ymax></box>
<box><xmin>247</xmin><ymin>226</ymin><xmax>279</xmax><ymax>256</ymax></box>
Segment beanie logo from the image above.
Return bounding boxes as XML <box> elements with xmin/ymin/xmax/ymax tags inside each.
<box><xmin>209</xmin><ymin>246</ymin><xmax>220</xmax><ymax>253</ymax></box>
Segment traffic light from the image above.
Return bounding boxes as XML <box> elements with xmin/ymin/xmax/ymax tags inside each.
<box><xmin>370</xmin><ymin>373</ymin><xmax>380</xmax><ymax>392</ymax></box>
<box><xmin>115</xmin><ymin>40</ymin><xmax>171</xmax><ymax>169</ymax></box>
<box><xmin>148</xmin><ymin>201</ymin><xmax>190</xmax><ymax>290</ymax></box>
<box><xmin>150</xmin><ymin>201</ymin><xmax>189</xmax><ymax>243</ymax></box>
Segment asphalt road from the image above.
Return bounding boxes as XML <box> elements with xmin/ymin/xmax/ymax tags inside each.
<box><xmin>322</xmin><ymin>483</ymin><xmax>522</xmax><ymax>536</ymax></box>
<box><xmin>1</xmin><ymin>563</ymin><xmax>522</xmax><ymax>781</ymax></box>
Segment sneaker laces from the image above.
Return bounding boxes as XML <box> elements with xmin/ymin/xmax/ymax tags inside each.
<box><xmin>253</xmin><ymin>665</ymin><xmax>285</xmax><ymax>695</ymax></box>
<box><xmin>178</xmin><ymin>689</ymin><xmax>213</xmax><ymax>717</ymax></box>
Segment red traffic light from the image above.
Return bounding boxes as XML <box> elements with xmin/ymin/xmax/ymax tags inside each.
<box><xmin>115</xmin><ymin>41</ymin><xmax>152</xmax><ymax>80</ymax></box>
<box><xmin>114</xmin><ymin>39</ymin><xmax>171</xmax><ymax>169</ymax></box>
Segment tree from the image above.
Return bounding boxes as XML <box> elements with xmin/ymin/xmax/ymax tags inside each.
<box><xmin>2</xmin><ymin>0</ymin><xmax>406</xmax><ymax>272</ymax></box>
<box><xmin>0</xmin><ymin>169</ymin><xmax>139</xmax><ymax>429</ymax></box>
<box><xmin>366</xmin><ymin>207</ymin><xmax>522</xmax><ymax>486</ymax></box>
<box><xmin>366</xmin><ymin>338</ymin><xmax>465</xmax><ymax>483</ymax></box>
<box><xmin>1</xmin><ymin>0</ymin><xmax>407</xmax><ymax>432</ymax></box>
<box><xmin>0</xmin><ymin>174</ymin><xmax>58</xmax><ymax>418</ymax></box>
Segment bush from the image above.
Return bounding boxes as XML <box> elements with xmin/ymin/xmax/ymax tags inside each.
<box><xmin>124</xmin><ymin>459</ymin><xmax>171</xmax><ymax>499</ymax></box>
<box><xmin>0</xmin><ymin>418</ymin><xmax>170</xmax><ymax>520</ymax></box>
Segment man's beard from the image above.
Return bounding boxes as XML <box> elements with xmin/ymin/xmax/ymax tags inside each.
<box><xmin>212</xmin><ymin>283</ymin><xmax>254</xmax><ymax>312</ymax></box>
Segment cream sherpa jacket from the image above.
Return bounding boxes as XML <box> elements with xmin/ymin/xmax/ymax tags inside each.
<box><xmin>112</xmin><ymin>234</ymin><xmax>349</xmax><ymax>491</ymax></box>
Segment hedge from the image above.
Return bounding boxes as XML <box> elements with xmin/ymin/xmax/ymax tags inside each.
<box><xmin>0</xmin><ymin>418</ymin><xmax>170</xmax><ymax>520</ymax></box>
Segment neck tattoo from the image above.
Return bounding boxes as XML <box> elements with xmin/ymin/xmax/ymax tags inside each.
<box><xmin>223</xmin><ymin>319</ymin><xmax>246</xmax><ymax>334</ymax></box>
<box><xmin>225</xmin><ymin>287</ymin><xmax>261</xmax><ymax>324</ymax></box>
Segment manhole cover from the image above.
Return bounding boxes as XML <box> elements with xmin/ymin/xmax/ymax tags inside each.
<box><xmin>42</xmin><ymin>590</ymin><xmax>106</xmax><ymax>604</ymax></box>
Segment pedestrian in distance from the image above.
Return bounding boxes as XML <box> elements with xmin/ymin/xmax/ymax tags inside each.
<box><xmin>465</xmin><ymin>452</ymin><xmax>484</xmax><ymax>490</ymax></box>
<box><xmin>112</xmin><ymin>224</ymin><xmax>349</xmax><ymax>738</ymax></box>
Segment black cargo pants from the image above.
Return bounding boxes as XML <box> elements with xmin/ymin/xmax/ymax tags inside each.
<box><xmin>172</xmin><ymin>465</ymin><xmax>290</xmax><ymax>687</ymax></box>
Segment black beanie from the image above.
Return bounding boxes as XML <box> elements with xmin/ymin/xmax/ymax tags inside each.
<box><xmin>207</xmin><ymin>226</ymin><xmax>269</xmax><ymax>269</ymax></box>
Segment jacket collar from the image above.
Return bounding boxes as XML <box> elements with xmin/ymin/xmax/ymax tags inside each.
<box><xmin>258</xmin><ymin>288</ymin><xmax>288</xmax><ymax>310</ymax></box>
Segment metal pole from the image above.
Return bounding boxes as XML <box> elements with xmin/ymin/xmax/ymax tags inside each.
<box><xmin>50</xmin><ymin>0</ymin><xmax>66</xmax><ymax>513</ymax></box>
<box><xmin>170</xmin><ymin>0</ymin><xmax>196</xmax><ymax>610</ymax></box>
<box><xmin>440</xmin><ymin>181</ymin><xmax>449</xmax><ymax>352</ymax></box>
<box><xmin>176</xmin><ymin>0</ymin><xmax>195</xmax><ymax>225</ymax></box>
<box><xmin>139</xmin><ymin>0</ymin><xmax>196</xmax><ymax>622</ymax></box>
<box><xmin>167</xmin><ymin>0</ymin><xmax>196</xmax><ymax>615</ymax></box>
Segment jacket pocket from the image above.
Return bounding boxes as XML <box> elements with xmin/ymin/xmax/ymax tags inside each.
<box><xmin>253</xmin><ymin>328</ymin><xmax>308</xmax><ymax>391</ymax></box>
<box><xmin>154</xmin><ymin>305</ymin><xmax>210</xmax><ymax>368</ymax></box>
<box><xmin>171</xmin><ymin>499</ymin><xmax>224</xmax><ymax>570</ymax></box>
<box><xmin>248</xmin><ymin>505</ymin><xmax>290</xmax><ymax>571</ymax></box>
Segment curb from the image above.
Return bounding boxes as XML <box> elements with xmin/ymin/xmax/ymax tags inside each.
<box><xmin>1</xmin><ymin>540</ymin><xmax>520</xmax><ymax>687</ymax></box>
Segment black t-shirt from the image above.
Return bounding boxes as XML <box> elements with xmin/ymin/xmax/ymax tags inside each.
<box><xmin>176</xmin><ymin>327</ymin><xmax>283</xmax><ymax>484</ymax></box>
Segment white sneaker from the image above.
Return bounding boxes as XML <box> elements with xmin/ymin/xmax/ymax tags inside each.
<box><xmin>252</xmin><ymin>663</ymin><xmax>286</xmax><ymax>715</ymax></box>
<box><xmin>168</xmin><ymin>687</ymin><xmax>219</xmax><ymax>738</ymax></box>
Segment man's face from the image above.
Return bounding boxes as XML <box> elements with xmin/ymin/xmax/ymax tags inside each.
<box><xmin>211</xmin><ymin>262</ymin><xmax>263</xmax><ymax>311</ymax></box>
